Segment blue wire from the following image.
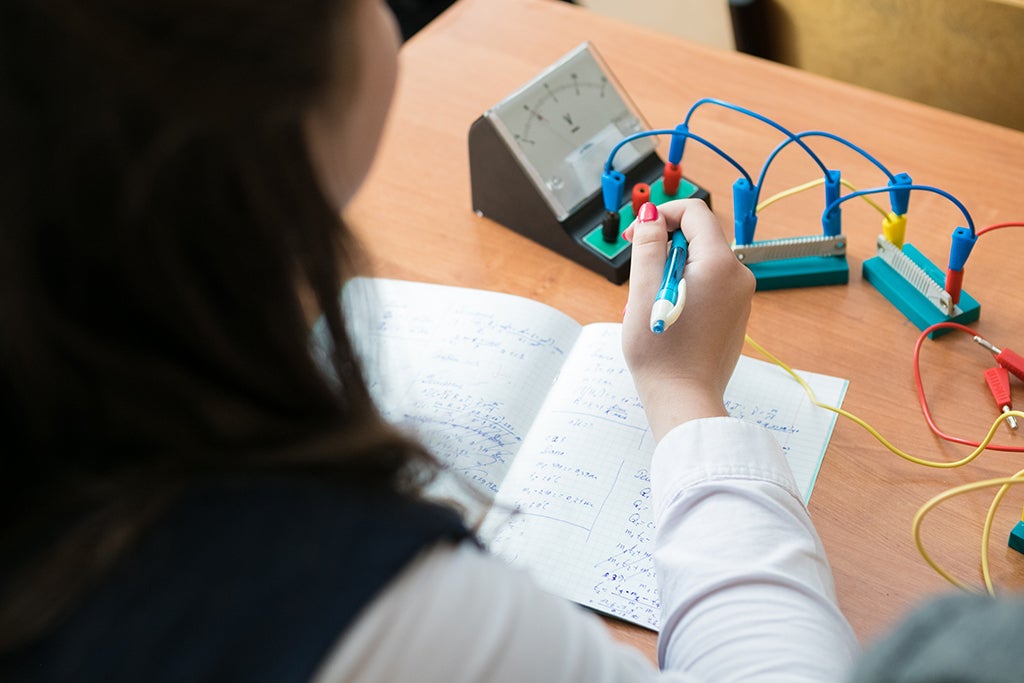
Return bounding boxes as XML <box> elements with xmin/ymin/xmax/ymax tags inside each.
<box><xmin>604</xmin><ymin>128</ymin><xmax>752</xmax><ymax>184</ymax></box>
<box><xmin>683</xmin><ymin>97</ymin><xmax>829</xmax><ymax>177</ymax></box>
<box><xmin>795</xmin><ymin>131</ymin><xmax>895</xmax><ymax>180</ymax></box>
<box><xmin>822</xmin><ymin>184</ymin><xmax>976</xmax><ymax>236</ymax></box>
<box><xmin>755</xmin><ymin>130</ymin><xmax>896</xmax><ymax>205</ymax></box>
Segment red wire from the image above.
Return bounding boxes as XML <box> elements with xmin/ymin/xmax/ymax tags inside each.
<box><xmin>911</xmin><ymin>222</ymin><xmax>1024</xmax><ymax>448</ymax></box>
<box><xmin>977</xmin><ymin>221</ymin><xmax>1024</xmax><ymax>237</ymax></box>
<box><xmin>913</xmin><ymin>322</ymin><xmax>1024</xmax><ymax>452</ymax></box>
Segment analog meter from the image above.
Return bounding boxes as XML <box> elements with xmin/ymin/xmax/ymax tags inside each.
<box><xmin>469</xmin><ymin>42</ymin><xmax>707</xmax><ymax>283</ymax></box>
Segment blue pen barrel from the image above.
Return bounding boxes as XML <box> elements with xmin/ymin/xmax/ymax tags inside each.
<box><xmin>658</xmin><ymin>230</ymin><xmax>688</xmax><ymax>296</ymax></box>
<box><xmin>650</xmin><ymin>230</ymin><xmax>689</xmax><ymax>334</ymax></box>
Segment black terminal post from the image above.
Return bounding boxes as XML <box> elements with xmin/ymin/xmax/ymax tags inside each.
<box><xmin>601</xmin><ymin>211</ymin><xmax>620</xmax><ymax>243</ymax></box>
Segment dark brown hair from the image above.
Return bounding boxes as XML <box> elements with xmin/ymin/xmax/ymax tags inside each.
<box><xmin>0</xmin><ymin>0</ymin><xmax>435</xmax><ymax>652</ymax></box>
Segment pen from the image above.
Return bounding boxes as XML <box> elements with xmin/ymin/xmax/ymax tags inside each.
<box><xmin>650</xmin><ymin>229</ymin><xmax>688</xmax><ymax>334</ymax></box>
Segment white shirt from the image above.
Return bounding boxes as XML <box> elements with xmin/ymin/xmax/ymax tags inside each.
<box><xmin>314</xmin><ymin>417</ymin><xmax>860</xmax><ymax>681</ymax></box>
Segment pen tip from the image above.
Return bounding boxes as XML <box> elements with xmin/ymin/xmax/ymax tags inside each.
<box><xmin>652</xmin><ymin>321</ymin><xmax>664</xmax><ymax>334</ymax></box>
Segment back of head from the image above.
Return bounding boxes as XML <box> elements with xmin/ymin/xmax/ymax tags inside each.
<box><xmin>0</xmin><ymin>0</ymin><xmax>430</xmax><ymax>651</ymax></box>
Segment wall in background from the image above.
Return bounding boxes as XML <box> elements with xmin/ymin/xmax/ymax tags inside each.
<box><xmin>574</xmin><ymin>0</ymin><xmax>736</xmax><ymax>51</ymax></box>
<box><xmin>754</xmin><ymin>0</ymin><xmax>1024</xmax><ymax>131</ymax></box>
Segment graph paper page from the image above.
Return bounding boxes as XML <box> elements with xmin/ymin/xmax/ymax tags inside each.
<box><xmin>342</xmin><ymin>278</ymin><xmax>581</xmax><ymax>516</ymax></box>
<box><xmin>483</xmin><ymin>323</ymin><xmax>847</xmax><ymax>630</ymax></box>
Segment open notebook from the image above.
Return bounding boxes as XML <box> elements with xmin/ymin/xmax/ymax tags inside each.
<box><xmin>341</xmin><ymin>278</ymin><xmax>848</xmax><ymax>631</ymax></box>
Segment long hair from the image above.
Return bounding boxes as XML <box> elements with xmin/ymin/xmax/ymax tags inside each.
<box><xmin>0</xmin><ymin>0</ymin><xmax>436</xmax><ymax>652</ymax></box>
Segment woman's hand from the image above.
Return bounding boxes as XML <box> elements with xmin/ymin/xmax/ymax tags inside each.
<box><xmin>621</xmin><ymin>199</ymin><xmax>756</xmax><ymax>441</ymax></box>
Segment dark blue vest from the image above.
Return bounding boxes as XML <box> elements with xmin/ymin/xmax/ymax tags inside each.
<box><xmin>3</xmin><ymin>476</ymin><xmax>470</xmax><ymax>682</ymax></box>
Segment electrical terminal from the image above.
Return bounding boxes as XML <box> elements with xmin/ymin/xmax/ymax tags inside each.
<box><xmin>602</xmin><ymin>169</ymin><xmax>625</xmax><ymax>213</ymax></box>
<box><xmin>662</xmin><ymin>162</ymin><xmax>682</xmax><ymax>196</ymax></box>
<box><xmin>882</xmin><ymin>212</ymin><xmax>907</xmax><ymax>248</ymax></box>
<box><xmin>823</xmin><ymin>170</ymin><xmax>842</xmax><ymax>236</ymax></box>
<box><xmin>944</xmin><ymin>269</ymin><xmax>964</xmax><ymax>307</ymax></box>
<box><xmin>983</xmin><ymin>366</ymin><xmax>1018</xmax><ymax>432</ymax></box>
<box><xmin>862</xmin><ymin>236</ymin><xmax>980</xmax><ymax>337</ymax></box>
<box><xmin>631</xmin><ymin>183</ymin><xmax>650</xmax><ymax>216</ymax></box>
<box><xmin>972</xmin><ymin>335</ymin><xmax>1024</xmax><ymax>383</ymax></box>
<box><xmin>599</xmin><ymin>170</ymin><xmax>626</xmax><ymax>244</ymax></box>
<box><xmin>945</xmin><ymin>226</ymin><xmax>977</xmax><ymax>306</ymax></box>
<box><xmin>667</xmin><ymin>123</ymin><xmax>688</xmax><ymax>166</ymax></box>
<box><xmin>660</xmin><ymin>124</ymin><xmax>688</xmax><ymax>197</ymax></box>
<box><xmin>732</xmin><ymin>177</ymin><xmax>758</xmax><ymax>246</ymax></box>
<box><xmin>888</xmin><ymin>172</ymin><xmax>913</xmax><ymax>216</ymax></box>
<box><xmin>600</xmin><ymin>210</ymin><xmax>620</xmax><ymax>244</ymax></box>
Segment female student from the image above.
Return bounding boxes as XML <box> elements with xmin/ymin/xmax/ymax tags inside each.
<box><xmin>0</xmin><ymin>0</ymin><xmax>862</xmax><ymax>680</ymax></box>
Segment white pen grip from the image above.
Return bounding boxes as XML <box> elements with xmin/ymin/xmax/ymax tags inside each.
<box><xmin>649</xmin><ymin>281</ymin><xmax>686</xmax><ymax>332</ymax></box>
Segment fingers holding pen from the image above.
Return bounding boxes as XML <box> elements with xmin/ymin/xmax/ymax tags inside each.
<box><xmin>621</xmin><ymin>199</ymin><xmax>757</xmax><ymax>437</ymax></box>
<box><xmin>623</xmin><ymin>201</ymin><xmax>670</xmax><ymax>328</ymax></box>
<box><xmin>624</xmin><ymin>198</ymin><xmax>750</xmax><ymax>321</ymax></box>
<box><xmin>660</xmin><ymin>198</ymin><xmax>755</xmax><ymax>305</ymax></box>
<box><xmin>625</xmin><ymin>198</ymin><xmax>732</xmax><ymax>260</ymax></box>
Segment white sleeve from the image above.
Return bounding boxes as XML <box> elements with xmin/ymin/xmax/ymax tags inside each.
<box><xmin>312</xmin><ymin>539</ymin><xmax>693</xmax><ymax>683</ymax></box>
<box><xmin>652</xmin><ymin>417</ymin><xmax>860</xmax><ymax>681</ymax></box>
<box><xmin>314</xmin><ymin>417</ymin><xmax>859</xmax><ymax>682</ymax></box>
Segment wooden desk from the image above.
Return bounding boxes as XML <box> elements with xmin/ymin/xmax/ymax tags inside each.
<box><xmin>349</xmin><ymin>0</ymin><xmax>1024</xmax><ymax>663</ymax></box>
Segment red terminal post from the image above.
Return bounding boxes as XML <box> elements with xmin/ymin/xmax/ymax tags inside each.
<box><xmin>945</xmin><ymin>226</ymin><xmax>976</xmax><ymax>306</ymax></box>
<box><xmin>662</xmin><ymin>162</ymin><xmax>682</xmax><ymax>197</ymax></box>
<box><xmin>973</xmin><ymin>335</ymin><xmax>1024</xmax><ymax>383</ymax></box>
<box><xmin>945</xmin><ymin>269</ymin><xmax>965</xmax><ymax>306</ymax></box>
<box><xmin>984</xmin><ymin>366</ymin><xmax>1018</xmax><ymax>432</ymax></box>
<box><xmin>631</xmin><ymin>183</ymin><xmax>651</xmax><ymax>216</ymax></box>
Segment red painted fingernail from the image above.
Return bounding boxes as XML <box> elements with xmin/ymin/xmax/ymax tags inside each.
<box><xmin>637</xmin><ymin>202</ymin><xmax>658</xmax><ymax>222</ymax></box>
<box><xmin>621</xmin><ymin>229</ymin><xmax>632</xmax><ymax>243</ymax></box>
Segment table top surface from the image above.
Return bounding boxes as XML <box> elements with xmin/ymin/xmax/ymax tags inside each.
<box><xmin>348</xmin><ymin>0</ymin><xmax>1024</xmax><ymax>662</ymax></box>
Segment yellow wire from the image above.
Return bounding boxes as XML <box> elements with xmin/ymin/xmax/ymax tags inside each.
<box><xmin>744</xmin><ymin>333</ymin><xmax>1024</xmax><ymax>594</ymax></box>
<box><xmin>756</xmin><ymin>178</ymin><xmax>824</xmax><ymax>213</ymax></box>
<box><xmin>981</xmin><ymin>469</ymin><xmax>1024</xmax><ymax>594</ymax></box>
<box><xmin>912</xmin><ymin>468</ymin><xmax>1024</xmax><ymax>594</ymax></box>
<box><xmin>743</xmin><ymin>334</ymin><xmax>1018</xmax><ymax>469</ymax></box>
<box><xmin>755</xmin><ymin>177</ymin><xmax>889</xmax><ymax>217</ymax></box>
<box><xmin>840</xmin><ymin>179</ymin><xmax>889</xmax><ymax>217</ymax></box>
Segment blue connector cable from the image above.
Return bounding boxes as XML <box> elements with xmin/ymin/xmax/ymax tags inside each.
<box><xmin>888</xmin><ymin>173</ymin><xmax>914</xmax><ymax>216</ymax></box>
<box><xmin>684</xmin><ymin>98</ymin><xmax>831</xmax><ymax>181</ymax></box>
<box><xmin>823</xmin><ymin>183</ymin><xmax>975</xmax><ymax>237</ymax></box>
<box><xmin>601</xmin><ymin>128</ymin><xmax>752</xmax><ymax>213</ymax></box>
